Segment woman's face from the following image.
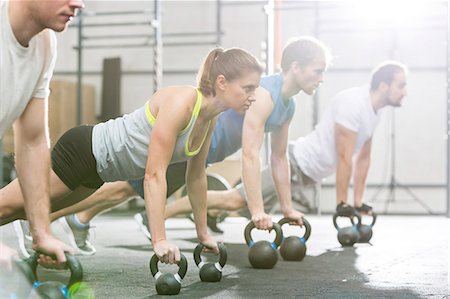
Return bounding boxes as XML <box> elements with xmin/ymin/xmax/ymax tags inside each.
<box><xmin>221</xmin><ymin>71</ymin><xmax>261</xmax><ymax>113</ymax></box>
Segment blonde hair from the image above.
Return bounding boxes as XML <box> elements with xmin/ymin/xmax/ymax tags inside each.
<box><xmin>197</xmin><ymin>47</ymin><xmax>264</xmax><ymax>97</ymax></box>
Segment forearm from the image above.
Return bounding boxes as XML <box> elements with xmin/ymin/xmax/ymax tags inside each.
<box><xmin>271</xmin><ymin>155</ymin><xmax>292</xmax><ymax>213</ymax></box>
<box><xmin>145</xmin><ymin>173</ymin><xmax>168</xmax><ymax>243</ymax></box>
<box><xmin>353</xmin><ymin>157</ymin><xmax>370</xmax><ymax>205</ymax></box>
<box><xmin>186</xmin><ymin>173</ymin><xmax>209</xmax><ymax>240</ymax></box>
<box><xmin>335</xmin><ymin>157</ymin><xmax>353</xmax><ymax>203</ymax></box>
<box><xmin>15</xmin><ymin>139</ymin><xmax>51</xmax><ymax>240</ymax></box>
<box><xmin>242</xmin><ymin>153</ymin><xmax>264</xmax><ymax>215</ymax></box>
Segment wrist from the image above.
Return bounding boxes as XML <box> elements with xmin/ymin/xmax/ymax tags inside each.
<box><xmin>197</xmin><ymin>229</ymin><xmax>209</xmax><ymax>241</ymax></box>
<box><xmin>31</xmin><ymin>229</ymin><xmax>52</xmax><ymax>244</ymax></box>
<box><xmin>280</xmin><ymin>204</ymin><xmax>293</xmax><ymax>215</ymax></box>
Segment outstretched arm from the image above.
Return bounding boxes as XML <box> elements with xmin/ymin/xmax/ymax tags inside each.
<box><xmin>353</xmin><ymin>138</ymin><xmax>372</xmax><ymax>208</ymax></box>
<box><xmin>241</xmin><ymin>87</ymin><xmax>273</xmax><ymax>229</ymax></box>
<box><xmin>335</xmin><ymin>123</ymin><xmax>357</xmax><ymax>206</ymax></box>
<box><xmin>14</xmin><ymin>98</ymin><xmax>73</xmax><ymax>264</ymax></box>
<box><xmin>145</xmin><ymin>88</ymin><xmax>194</xmax><ymax>264</ymax></box>
<box><xmin>186</xmin><ymin>119</ymin><xmax>218</xmax><ymax>252</ymax></box>
<box><xmin>270</xmin><ymin>120</ymin><xmax>304</xmax><ymax>225</ymax></box>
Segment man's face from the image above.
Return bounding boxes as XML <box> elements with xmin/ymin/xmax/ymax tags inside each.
<box><xmin>386</xmin><ymin>71</ymin><xmax>407</xmax><ymax>107</ymax></box>
<box><xmin>30</xmin><ymin>0</ymin><xmax>84</xmax><ymax>32</ymax></box>
<box><xmin>295</xmin><ymin>53</ymin><xmax>327</xmax><ymax>96</ymax></box>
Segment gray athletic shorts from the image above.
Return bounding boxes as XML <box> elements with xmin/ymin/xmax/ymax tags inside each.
<box><xmin>236</xmin><ymin>143</ymin><xmax>316</xmax><ymax>200</ymax></box>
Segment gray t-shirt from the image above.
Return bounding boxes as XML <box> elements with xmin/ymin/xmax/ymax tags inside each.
<box><xmin>92</xmin><ymin>89</ymin><xmax>209</xmax><ymax>181</ymax></box>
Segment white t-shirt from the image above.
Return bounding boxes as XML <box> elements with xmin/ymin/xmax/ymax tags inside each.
<box><xmin>293</xmin><ymin>84</ymin><xmax>383</xmax><ymax>183</ymax></box>
<box><xmin>0</xmin><ymin>0</ymin><xmax>57</xmax><ymax>136</ymax></box>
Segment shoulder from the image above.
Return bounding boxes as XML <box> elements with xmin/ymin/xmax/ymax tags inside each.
<box><xmin>38</xmin><ymin>29</ymin><xmax>57</xmax><ymax>50</ymax></box>
<box><xmin>151</xmin><ymin>86</ymin><xmax>198</xmax><ymax>112</ymax></box>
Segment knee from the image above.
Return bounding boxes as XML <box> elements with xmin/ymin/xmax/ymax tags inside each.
<box><xmin>107</xmin><ymin>181</ymin><xmax>137</xmax><ymax>205</ymax></box>
<box><xmin>224</xmin><ymin>189</ymin><xmax>246</xmax><ymax>210</ymax></box>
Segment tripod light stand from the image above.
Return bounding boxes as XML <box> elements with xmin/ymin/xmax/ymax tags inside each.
<box><xmin>369</xmin><ymin>109</ymin><xmax>434</xmax><ymax>214</ymax></box>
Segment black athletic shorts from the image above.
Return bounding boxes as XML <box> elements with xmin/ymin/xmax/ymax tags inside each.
<box><xmin>128</xmin><ymin>161</ymin><xmax>188</xmax><ymax>198</ymax></box>
<box><xmin>52</xmin><ymin>125</ymin><xmax>104</xmax><ymax>190</ymax></box>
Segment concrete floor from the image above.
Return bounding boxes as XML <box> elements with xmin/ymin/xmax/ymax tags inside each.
<box><xmin>1</xmin><ymin>213</ymin><xmax>449</xmax><ymax>298</ymax></box>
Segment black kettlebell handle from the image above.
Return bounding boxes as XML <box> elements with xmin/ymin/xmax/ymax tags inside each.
<box><xmin>150</xmin><ymin>253</ymin><xmax>188</xmax><ymax>280</ymax></box>
<box><xmin>27</xmin><ymin>251</ymin><xmax>83</xmax><ymax>289</ymax></box>
<box><xmin>278</xmin><ymin>217</ymin><xmax>311</xmax><ymax>242</ymax></box>
<box><xmin>193</xmin><ymin>243</ymin><xmax>227</xmax><ymax>269</ymax></box>
<box><xmin>244</xmin><ymin>221</ymin><xmax>283</xmax><ymax>248</ymax></box>
<box><xmin>333</xmin><ymin>213</ymin><xmax>362</xmax><ymax>230</ymax></box>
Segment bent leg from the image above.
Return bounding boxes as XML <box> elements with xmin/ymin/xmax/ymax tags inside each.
<box><xmin>0</xmin><ymin>169</ymin><xmax>72</xmax><ymax>225</ymax></box>
<box><xmin>51</xmin><ymin>181</ymin><xmax>137</xmax><ymax>223</ymax></box>
<box><xmin>165</xmin><ymin>189</ymin><xmax>246</xmax><ymax>219</ymax></box>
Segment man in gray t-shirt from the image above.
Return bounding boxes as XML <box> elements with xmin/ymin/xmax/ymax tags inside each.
<box><xmin>0</xmin><ymin>0</ymin><xmax>83</xmax><ymax>271</ymax></box>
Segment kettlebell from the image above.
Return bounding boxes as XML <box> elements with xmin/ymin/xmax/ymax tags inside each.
<box><xmin>149</xmin><ymin>253</ymin><xmax>188</xmax><ymax>295</ymax></box>
<box><xmin>244</xmin><ymin>221</ymin><xmax>283</xmax><ymax>269</ymax></box>
<box><xmin>278</xmin><ymin>217</ymin><xmax>311</xmax><ymax>261</ymax></box>
<box><xmin>333</xmin><ymin>213</ymin><xmax>362</xmax><ymax>247</ymax></box>
<box><xmin>27</xmin><ymin>252</ymin><xmax>83</xmax><ymax>299</ymax></box>
<box><xmin>193</xmin><ymin>243</ymin><xmax>227</xmax><ymax>282</ymax></box>
<box><xmin>358</xmin><ymin>212</ymin><xmax>377</xmax><ymax>243</ymax></box>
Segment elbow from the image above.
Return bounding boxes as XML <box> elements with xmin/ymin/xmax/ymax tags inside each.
<box><xmin>144</xmin><ymin>171</ymin><xmax>163</xmax><ymax>186</ymax></box>
<box><xmin>242</xmin><ymin>150</ymin><xmax>259</xmax><ymax>165</ymax></box>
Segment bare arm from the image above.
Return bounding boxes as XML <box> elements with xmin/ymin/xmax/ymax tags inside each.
<box><xmin>13</xmin><ymin>98</ymin><xmax>51</xmax><ymax>243</ymax></box>
<box><xmin>241</xmin><ymin>87</ymin><xmax>273</xmax><ymax>229</ymax></box>
<box><xmin>145</xmin><ymin>88</ymin><xmax>194</xmax><ymax>263</ymax></box>
<box><xmin>14</xmin><ymin>98</ymin><xmax>73</xmax><ymax>264</ymax></box>
<box><xmin>270</xmin><ymin>120</ymin><xmax>304</xmax><ymax>225</ymax></box>
<box><xmin>335</xmin><ymin>123</ymin><xmax>357</xmax><ymax>205</ymax></box>
<box><xmin>353</xmin><ymin>138</ymin><xmax>372</xmax><ymax>207</ymax></box>
<box><xmin>186</xmin><ymin>119</ymin><xmax>218</xmax><ymax>252</ymax></box>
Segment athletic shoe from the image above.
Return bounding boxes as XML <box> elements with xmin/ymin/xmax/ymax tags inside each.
<box><xmin>59</xmin><ymin>215</ymin><xmax>96</xmax><ymax>256</ymax></box>
<box><xmin>134</xmin><ymin>212</ymin><xmax>151</xmax><ymax>240</ymax></box>
<box><xmin>336</xmin><ymin>202</ymin><xmax>355</xmax><ymax>217</ymax></box>
<box><xmin>13</xmin><ymin>220</ymin><xmax>33</xmax><ymax>258</ymax></box>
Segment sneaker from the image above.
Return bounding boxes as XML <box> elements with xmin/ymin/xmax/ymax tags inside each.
<box><xmin>59</xmin><ymin>215</ymin><xmax>96</xmax><ymax>256</ymax></box>
<box><xmin>336</xmin><ymin>202</ymin><xmax>355</xmax><ymax>217</ymax></box>
<box><xmin>134</xmin><ymin>212</ymin><xmax>151</xmax><ymax>240</ymax></box>
<box><xmin>13</xmin><ymin>220</ymin><xmax>33</xmax><ymax>258</ymax></box>
<box><xmin>355</xmin><ymin>203</ymin><xmax>373</xmax><ymax>215</ymax></box>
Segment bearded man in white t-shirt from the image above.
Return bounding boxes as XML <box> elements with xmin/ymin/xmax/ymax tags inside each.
<box><xmin>293</xmin><ymin>61</ymin><xmax>408</xmax><ymax>216</ymax></box>
<box><xmin>0</xmin><ymin>0</ymin><xmax>84</xmax><ymax>270</ymax></box>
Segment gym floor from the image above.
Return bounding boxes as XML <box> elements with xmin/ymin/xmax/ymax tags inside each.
<box><xmin>1</xmin><ymin>212</ymin><xmax>449</xmax><ymax>298</ymax></box>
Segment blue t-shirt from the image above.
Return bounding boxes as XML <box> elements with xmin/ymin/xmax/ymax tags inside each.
<box><xmin>207</xmin><ymin>73</ymin><xmax>296</xmax><ymax>163</ymax></box>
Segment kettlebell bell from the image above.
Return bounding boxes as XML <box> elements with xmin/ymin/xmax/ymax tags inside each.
<box><xmin>358</xmin><ymin>212</ymin><xmax>377</xmax><ymax>243</ymax></box>
<box><xmin>27</xmin><ymin>251</ymin><xmax>83</xmax><ymax>299</ymax></box>
<box><xmin>149</xmin><ymin>253</ymin><xmax>188</xmax><ymax>295</ymax></box>
<box><xmin>333</xmin><ymin>213</ymin><xmax>362</xmax><ymax>247</ymax></box>
<box><xmin>2</xmin><ymin>257</ymin><xmax>36</xmax><ymax>299</ymax></box>
<box><xmin>244</xmin><ymin>221</ymin><xmax>283</xmax><ymax>269</ymax></box>
<box><xmin>193</xmin><ymin>243</ymin><xmax>227</xmax><ymax>282</ymax></box>
<box><xmin>278</xmin><ymin>217</ymin><xmax>311</xmax><ymax>261</ymax></box>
